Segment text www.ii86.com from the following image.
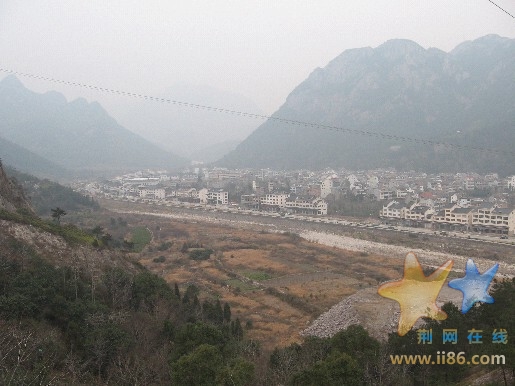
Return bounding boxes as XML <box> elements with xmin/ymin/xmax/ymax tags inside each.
<box><xmin>390</xmin><ymin>352</ymin><xmax>505</xmax><ymax>365</ymax></box>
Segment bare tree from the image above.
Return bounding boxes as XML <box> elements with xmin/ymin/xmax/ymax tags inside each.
<box><xmin>0</xmin><ymin>321</ymin><xmax>62</xmax><ymax>385</ymax></box>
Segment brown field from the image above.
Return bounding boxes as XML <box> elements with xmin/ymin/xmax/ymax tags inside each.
<box><xmin>118</xmin><ymin>213</ymin><xmax>405</xmax><ymax>351</ymax></box>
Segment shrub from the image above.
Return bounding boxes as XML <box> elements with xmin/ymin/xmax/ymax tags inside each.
<box><xmin>188</xmin><ymin>249</ymin><xmax>213</xmax><ymax>261</ymax></box>
<box><xmin>153</xmin><ymin>256</ymin><xmax>166</xmax><ymax>263</ymax></box>
<box><xmin>157</xmin><ymin>241</ymin><xmax>173</xmax><ymax>251</ymax></box>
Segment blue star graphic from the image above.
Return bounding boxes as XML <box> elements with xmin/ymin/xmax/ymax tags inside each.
<box><xmin>448</xmin><ymin>259</ymin><xmax>498</xmax><ymax>314</ymax></box>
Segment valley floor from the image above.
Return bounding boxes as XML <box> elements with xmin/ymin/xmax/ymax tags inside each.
<box><xmin>98</xmin><ymin>199</ymin><xmax>515</xmax><ymax>349</ymax></box>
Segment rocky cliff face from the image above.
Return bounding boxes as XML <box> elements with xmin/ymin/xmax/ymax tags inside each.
<box><xmin>219</xmin><ymin>35</ymin><xmax>515</xmax><ymax>174</ymax></box>
<box><xmin>0</xmin><ymin>161</ymin><xmax>32</xmax><ymax>212</ymax></box>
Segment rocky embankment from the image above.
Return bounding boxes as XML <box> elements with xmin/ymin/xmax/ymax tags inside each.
<box><xmin>299</xmin><ymin>230</ymin><xmax>515</xmax><ymax>341</ymax></box>
<box><xmin>0</xmin><ymin>219</ymin><xmax>135</xmax><ymax>276</ymax></box>
<box><xmin>301</xmin><ymin>284</ymin><xmax>462</xmax><ymax>342</ymax></box>
<box><xmin>0</xmin><ymin>162</ymin><xmax>32</xmax><ymax>213</ymax></box>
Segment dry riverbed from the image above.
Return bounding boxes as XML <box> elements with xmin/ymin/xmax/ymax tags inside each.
<box><xmin>100</xmin><ymin>200</ymin><xmax>515</xmax><ymax>344</ymax></box>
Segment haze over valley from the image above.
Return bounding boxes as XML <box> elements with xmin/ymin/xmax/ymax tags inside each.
<box><xmin>2</xmin><ymin>35</ymin><xmax>515</xmax><ymax>178</ymax></box>
<box><xmin>1</xmin><ymin>1</ymin><xmax>515</xmax><ymax>384</ymax></box>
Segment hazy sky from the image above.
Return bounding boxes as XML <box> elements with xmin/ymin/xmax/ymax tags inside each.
<box><xmin>1</xmin><ymin>1</ymin><xmax>514</xmax><ymax>114</ymax></box>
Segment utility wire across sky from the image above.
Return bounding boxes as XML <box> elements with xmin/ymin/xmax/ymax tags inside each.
<box><xmin>487</xmin><ymin>0</ymin><xmax>515</xmax><ymax>19</ymax></box>
<box><xmin>1</xmin><ymin>67</ymin><xmax>514</xmax><ymax>158</ymax></box>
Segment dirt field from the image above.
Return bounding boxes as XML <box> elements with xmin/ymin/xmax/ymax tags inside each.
<box><xmin>112</xmin><ymin>214</ymin><xmax>403</xmax><ymax>350</ymax></box>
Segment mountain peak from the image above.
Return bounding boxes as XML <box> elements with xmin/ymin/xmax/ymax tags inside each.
<box><xmin>379</xmin><ymin>38</ymin><xmax>424</xmax><ymax>50</ymax></box>
<box><xmin>473</xmin><ymin>34</ymin><xmax>510</xmax><ymax>44</ymax></box>
<box><xmin>0</xmin><ymin>74</ymin><xmax>25</xmax><ymax>89</ymax></box>
<box><xmin>69</xmin><ymin>97</ymin><xmax>89</xmax><ymax>107</ymax></box>
<box><xmin>219</xmin><ymin>35</ymin><xmax>515</xmax><ymax>175</ymax></box>
<box><xmin>0</xmin><ymin>80</ymin><xmax>187</xmax><ymax>173</ymax></box>
<box><xmin>375</xmin><ymin>39</ymin><xmax>426</xmax><ymax>59</ymax></box>
<box><xmin>451</xmin><ymin>34</ymin><xmax>515</xmax><ymax>55</ymax></box>
<box><xmin>326</xmin><ymin>39</ymin><xmax>427</xmax><ymax>72</ymax></box>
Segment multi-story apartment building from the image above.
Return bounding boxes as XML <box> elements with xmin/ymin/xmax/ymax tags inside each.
<box><xmin>404</xmin><ymin>205</ymin><xmax>434</xmax><ymax>223</ymax></box>
<box><xmin>320</xmin><ymin>176</ymin><xmax>338</xmax><ymax>198</ymax></box>
<box><xmin>426</xmin><ymin>204</ymin><xmax>514</xmax><ymax>234</ymax></box>
<box><xmin>373</xmin><ymin>189</ymin><xmax>395</xmax><ymax>201</ymax></box>
<box><xmin>285</xmin><ymin>196</ymin><xmax>328</xmax><ymax>215</ymax></box>
<box><xmin>380</xmin><ymin>201</ymin><xmax>405</xmax><ymax>219</ymax></box>
<box><xmin>138</xmin><ymin>187</ymin><xmax>165</xmax><ymax>200</ymax></box>
<box><xmin>260</xmin><ymin>193</ymin><xmax>289</xmax><ymax>211</ymax></box>
<box><xmin>124</xmin><ymin>177</ymin><xmax>160</xmax><ymax>186</ymax></box>
<box><xmin>432</xmin><ymin>204</ymin><xmax>457</xmax><ymax>223</ymax></box>
<box><xmin>470</xmin><ymin>206</ymin><xmax>514</xmax><ymax>234</ymax></box>
<box><xmin>175</xmin><ymin>188</ymin><xmax>199</xmax><ymax>199</ymax></box>
<box><xmin>214</xmin><ymin>171</ymin><xmax>240</xmax><ymax>180</ymax></box>
<box><xmin>507</xmin><ymin>176</ymin><xmax>515</xmax><ymax>191</ymax></box>
<box><xmin>446</xmin><ymin>207</ymin><xmax>474</xmax><ymax>227</ymax></box>
<box><xmin>242</xmin><ymin>193</ymin><xmax>328</xmax><ymax>215</ymax></box>
<box><xmin>240</xmin><ymin>194</ymin><xmax>260</xmax><ymax>210</ymax></box>
<box><xmin>199</xmin><ymin>189</ymin><xmax>228</xmax><ymax>205</ymax></box>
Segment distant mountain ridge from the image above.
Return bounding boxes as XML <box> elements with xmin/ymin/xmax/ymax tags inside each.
<box><xmin>0</xmin><ymin>135</ymin><xmax>70</xmax><ymax>179</ymax></box>
<box><xmin>219</xmin><ymin>35</ymin><xmax>515</xmax><ymax>175</ymax></box>
<box><xmin>190</xmin><ymin>140</ymin><xmax>241</xmax><ymax>163</ymax></box>
<box><xmin>0</xmin><ymin>76</ymin><xmax>187</xmax><ymax>176</ymax></box>
<box><xmin>104</xmin><ymin>83</ymin><xmax>264</xmax><ymax>160</ymax></box>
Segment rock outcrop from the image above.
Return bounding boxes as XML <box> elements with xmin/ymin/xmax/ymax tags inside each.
<box><xmin>0</xmin><ymin>161</ymin><xmax>32</xmax><ymax>213</ymax></box>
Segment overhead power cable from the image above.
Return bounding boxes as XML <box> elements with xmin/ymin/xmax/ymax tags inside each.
<box><xmin>487</xmin><ymin>0</ymin><xmax>515</xmax><ymax>19</ymax></box>
<box><xmin>0</xmin><ymin>67</ymin><xmax>514</xmax><ymax>157</ymax></box>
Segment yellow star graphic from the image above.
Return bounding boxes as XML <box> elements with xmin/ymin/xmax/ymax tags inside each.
<box><xmin>378</xmin><ymin>252</ymin><xmax>453</xmax><ymax>336</ymax></box>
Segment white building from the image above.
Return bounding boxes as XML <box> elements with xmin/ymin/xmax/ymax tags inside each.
<box><xmin>320</xmin><ymin>176</ymin><xmax>338</xmax><ymax>198</ymax></box>
<box><xmin>285</xmin><ymin>196</ymin><xmax>328</xmax><ymax>215</ymax></box>
<box><xmin>373</xmin><ymin>189</ymin><xmax>395</xmax><ymax>201</ymax></box>
<box><xmin>176</xmin><ymin>188</ymin><xmax>198</xmax><ymax>199</ymax></box>
<box><xmin>458</xmin><ymin>198</ymin><xmax>471</xmax><ymax>207</ymax></box>
<box><xmin>138</xmin><ymin>187</ymin><xmax>165</xmax><ymax>200</ymax></box>
<box><xmin>433</xmin><ymin>205</ymin><xmax>514</xmax><ymax>234</ymax></box>
<box><xmin>395</xmin><ymin>190</ymin><xmax>408</xmax><ymax>199</ymax></box>
<box><xmin>124</xmin><ymin>177</ymin><xmax>160</xmax><ymax>186</ymax></box>
<box><xmin>404</xmin><ymin>205</ymin><xmax>434</xmax><ymax>222</ymax></box>
<box><xmin>507</xmin><ymin>176</ymin><xmax>515</xmax><ymax>191</ymax></box>
<box><xmin>347</xmin><ymin>174</ymin><xmax>360</xmax><ymax>188</ymax></box>
<box><xmin>471</xmin><ymin>206</ymin><xmax>514</xmax><ymax>234</ymax></box>
<box><xmin>380</xmin><ymin>201</ymin><xmax>405</xmax><ymax>219</ymax></box>
<box><xmin>199</xmin><ymin>188</ymin><xmax>228</xmax><ymax>205</ymax></box>
<box><xmin>260</xmin><ymin>193</ymin><xmax>289</xmax><ymax>209</ymax></box>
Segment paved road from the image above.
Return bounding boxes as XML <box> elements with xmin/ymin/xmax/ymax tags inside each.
<box><xmin>104</xmin><ymin>198</ymin><xmax>514</xmax><ymax>247</ymax></box>
<box><xmin>101</xmin><ymin>199</ymin><xmax>515</xmax><ymax>262</ymax></box>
